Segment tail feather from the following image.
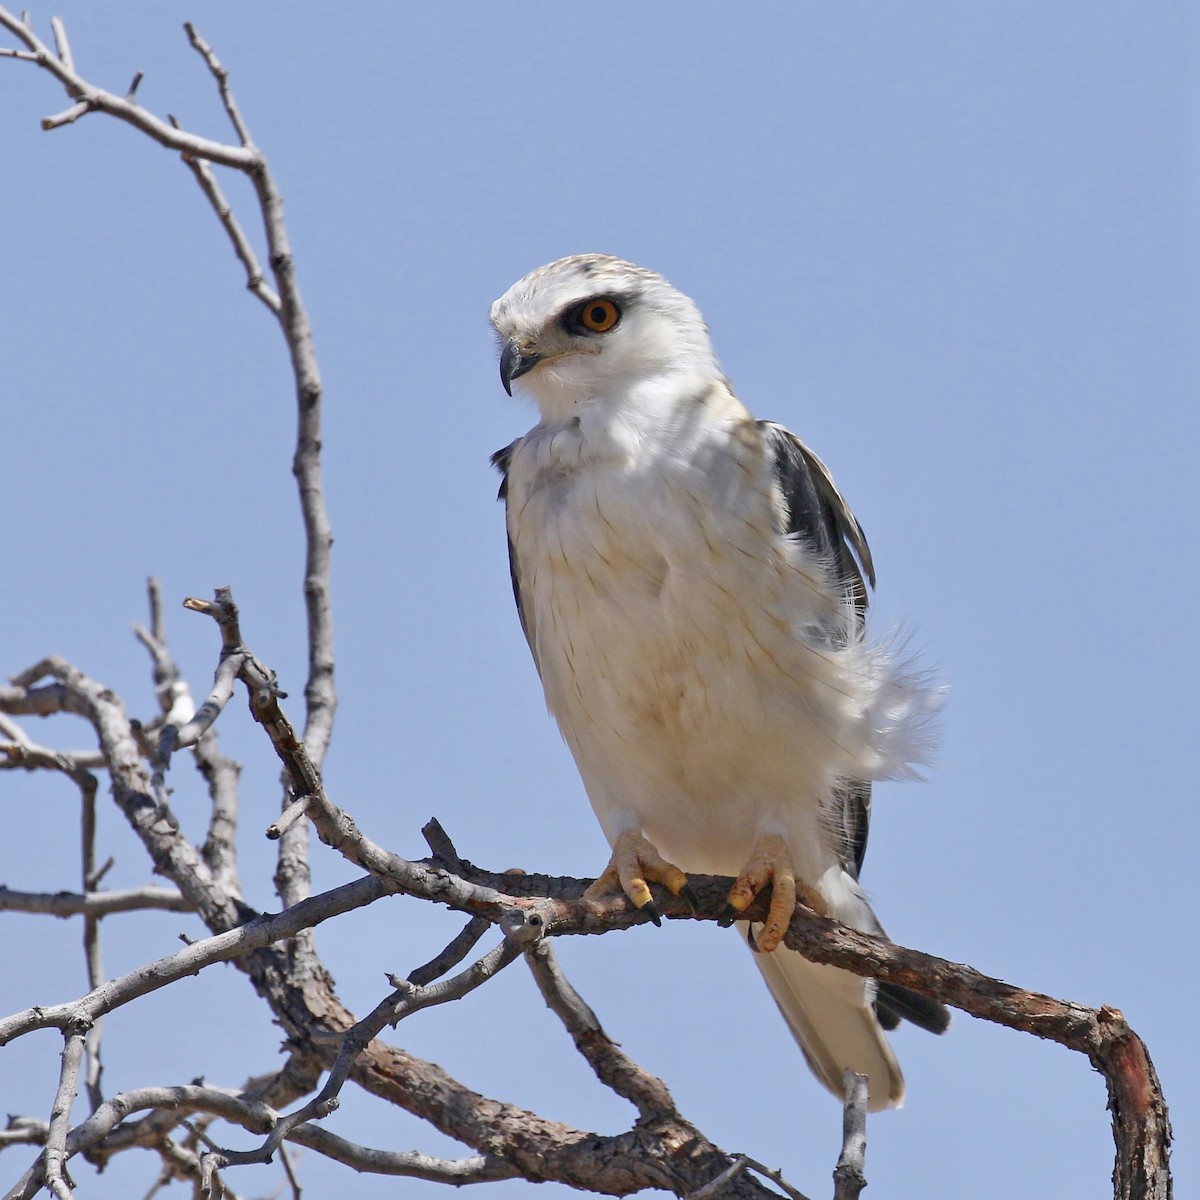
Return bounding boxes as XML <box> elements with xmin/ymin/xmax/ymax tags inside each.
<box><xmin>748</xmin><ymin>928</ymin><xmax>905</xmax><ymax>1112</ymax></box>
<box><xmin>875</xmin><ymin>981</ymin><xmax>951</xmax><ymax>1035</ymax></box>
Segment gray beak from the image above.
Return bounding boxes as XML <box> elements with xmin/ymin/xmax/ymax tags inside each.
<box><xmin>500</xmin><ymin>339</ymin><xmax>541</xmax><ymax>396</ymax></box>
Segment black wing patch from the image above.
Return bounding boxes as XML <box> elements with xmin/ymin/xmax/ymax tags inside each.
<box><xmin>490</xmin><ymin>440</ymin><xmax>539</xmax><ymax>676</ymax></box>
<box><xmin>758</xmin><ymin>421</ymin><xmax>875</xmax><ymax>879</ymax></box>
<box><xmin>758</xmin><ymin>420</ymin><xmax>874</xmax><ymax>629</ymax></box>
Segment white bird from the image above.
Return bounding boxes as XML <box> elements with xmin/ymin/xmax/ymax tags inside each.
<box><xmin>490</xmin><ymin>254</ymin><xmax>947</xmax><ymax>1110</ymax></box>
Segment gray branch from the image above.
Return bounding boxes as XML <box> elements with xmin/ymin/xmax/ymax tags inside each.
<box><xmin>0</xmin><ymin>886</ymin><xmax>192</xmax><ymax>918</ymax></box>
<box><xmin>0</xmin><ymin>9</ymin><xmax>257</xmax><ymax>167</ymax></box>
<box><xmin>43</xmin><ymin>1024</ymin><xmax>87</xmax><ymax>1199</ymax></box>
<box><xmin>832</xmin><ymin>1072</ymin><xmax>868</xmax><ymax>1200</ymax></box>
<box><xmin>0</xmin><ymin>875</ymin><xmax>383</xmax><ymax>1045</ymax></box>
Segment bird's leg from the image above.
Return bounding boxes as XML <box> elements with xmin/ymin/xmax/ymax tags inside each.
<box><xmin>719</xmin><ymin>833</ymin><xmax>826</xmax><ymax>952</ymax></box>
<box><xmin>583</xmin><ymin>830</ymin><xmax>693</xmax><ymax>927</ymax></box>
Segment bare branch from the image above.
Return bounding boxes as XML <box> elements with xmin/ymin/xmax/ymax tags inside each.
<box><xmin>0</xmin><ymin>9</ymin><xmax>257</xmax><ymax>166</ymax></box>
<box><xmin>282</xmin><ymin>1127</ymin><xmax>518</xmax><ymax>1185</ymax></box>
<box><xmin>10</xmin><ymin>1083</ymin><xmax>519</xmax><ymax>1197</ymax></box>
<box><xmin>194</xmin><ymin>729</ymin><xmax>242</xmax><ymax>895</ymax></box>
<box><xmin>276</xmin><ymin>1142</ymin><xmax>300</xmax><ymax>1200</ymax></box>
<box><xmin>0</xmin><ymin>637</ymin><xmax>1175</xmax><ymax>1200</ymax></box>
<box><xmin>47</xmin><ymin>14</ymin><xmax>70</xmax><ymax>71</ymax></box>
<box><xmin>201</xmin><ymin>938</ymin><xmax>522</xmax><ymax>1185</ymax></box>
<box><xmin>0</xmin><ymin>6</ymin><xmax>336</xmax><ymax>976</ymax></box>
<box><xmin>0</xmin><ymin>714</ymin><xmax>106</xmax><ymax>772</ymax></box>
<box><xmin>44</xmin><ymin>1024</ymin><xmax>87</xmax><ymax>1199</ymax></box>
<box><xmin>163</xmin><ymin>581</ymin><xmax>1184</xmax><ymax>1198</ymax></box>
<box><xmin>685</xmin><ymin>1157</ymin><xmax>811</xmax><ymax>1200</ymax></box>
<box><xmin>159</xmin><ymin>653</ymin><xmax>239</xmax><ymax>759</ymax></box>
<box><xmin>168</xmin><ymin>118</ymin><xmax>281</xmax><ymax>316</ymax></box>
<box><xmin>407</xmin><ymin>915</ymin><xmax>490</xmax><ymax>986</ymax></box>
<box><xmin>0</xmin><ymin>875</ymin><xmax>382</xmax><ymax>1045</ymax></box>
<box><xmin>832</xmin><ymin>1073</ymin><xmax>868</xmax><ymax>1200</ymax></box>
<box><xmin>0</xmin><ymin>885</ymin><xmax>193</xmax><ymax>918</ymax></box>
<box><xmin>6</xmin><ymin>1085</ymin><xmax>276</xmax><ymax>1200</ymax></box>
<box><xmin>39</xmin><ymin>98</ymin><xmax>89</xmax><ymax>129</ymax></box>
<box><xmin>525</xmin><ymin>940</ymin><xmax>676</xmax><ymax>1119</ymax></box>
<box><xmin>0</xmin><ymin>1117</ymin><xmax>49</xmax><ymax>1150</ymax></box>
<box><xmin>266</xmin><ymin>793</ymin><xmax>310</xmax><ymax>840</ymax></box>
<box><xmin>133</xmin><ymin>578</ymin><xmax>192</xmax><ymax>724</ymax></box>
<box><xmin>182</xmin><ymin>23</ymin><xmax>251</xmax><ymax>147</ymax></box>
<box><xmin>133</xmin><ymin>581</ymin><xmax>243</xmax><ymax>894</ymax></box>
<box><xmin>79</xmin><ymin>776</ymin><xmax>105</xmax><ymax>1111</ymax></box>
<box><xmin>0</xmin><ymin>657</ymin><xmax>246</xmax><ymax>935</ymax></box>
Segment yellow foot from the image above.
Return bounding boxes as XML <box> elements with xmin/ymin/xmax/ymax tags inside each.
<box><xmin>583</xmin><ymin>830</ymin><xmax>694</xmax><ymax>927</ymax></box>
<box><xmin>718</xmin><ymin>833</ymin><xmax>825</xmax><ymax>952</ymax></box>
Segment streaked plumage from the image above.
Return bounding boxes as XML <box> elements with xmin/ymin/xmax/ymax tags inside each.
<box><xmin>491</xmin><ymin>254</ymin><xmax>946</xmax><ymax>1110</ymax></box>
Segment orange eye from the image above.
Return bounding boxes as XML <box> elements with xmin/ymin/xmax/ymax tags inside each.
<box><xmin>579</xmin><ymin>299</ymin><xmax>620</xmax><ymax>333</ymax></box>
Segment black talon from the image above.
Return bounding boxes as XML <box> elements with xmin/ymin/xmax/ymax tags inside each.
<box><xmin>679</xmin><ymin>883</ymin><xmax>700</xmax><ymax>912</ymax></box>
<box><xmin>639</xmin><ymin>899</ymin><xmax>662</xmax><ymax>927</ymax></box>
<box><xmin>746</xmin><ymin>925</ymin><xmax>760</xmax><ymax>953</ymax></box>
<box><xmin>717</xmin><ymin>903</ymin><xmax>740</xmax><ymax>928</ymax></box>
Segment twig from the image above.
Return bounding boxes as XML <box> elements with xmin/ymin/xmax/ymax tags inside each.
<box><xmin>832</xmin><ymin>1072</ymin><xmax>868</xmax><ymax>1200</ymax></box>
<box><xmin>686</xmin><ymin>1156</ymin><xmax>810</xmax><ymax>1200</ymax></box>
<box><xmin>525</xmin><ymin>940</ymin><xmax>675</xmax><ymax>1119</ymax></box>
<box><xmin>183</xmin><ymin>23</ymin><xmax>252</xmax><ymax>147</ymax></box>
<box><xmin>0</xmin><ymin>714</ymin><xmax>106</xmax><ymax>771</ymax></box>
<box><xmin>7</xmin><ymin>1085</ymin><xmax>519</xmax><ymax>1195</ymax></box>
<box><xmin>407</xmin><ymin>915</ymin><xmax>491</xmax><ymax>986</ymax></box>
<box><xmin>276</xmin><ymin>1142</ymin><xmax>300</xmax><ymax>1200</ymax></box>
<box><xmin>134</xmin><ymin>580</ymin><xmax>243</xmax><ymax>895</ymax></box>
<box><xmin>194</xmin><ymin>728</ymin><xmax>242</xmax><ymax>895</ymax></box>
<box><xmin>287</xmin><ymin>1127</ymin><xmax>518</xmax><ymax>1184</ymax></box>
<box><xmin>79</xmin><ymin>773</ymin><xmax>105</xmax><ymax>1111</ymax></box>
<box><xmin>43</xmin><ymin>1024</ymin><xmax>87</xmax><ymax>1199</ymax></box>
<box><xmin>266</xmin><ymin>793</ymin><xmax>311</xmax><ymax>840</ymax></box>
<box><xmin>0</xmin><ymin>9</ymin><xmax>257</xmax><ymax>167</ymax></box>
<box><xmin>200</xmin><ymin>938</ymin><xmax>522</xmax><ymax>1187</ymax></box>
<box><xmin>47</xmin><ymin>15</ymin><xmax>71</xmax><ymax>72</ymax></box>
<box><xmin>0</xmin><ymin>1117</ymin><xmax>49</xmax><ymax>1148</ymax></box>
<box><xmin>0</xmin><ymin>875</ymin><xmax>384</xmax><ymax>1046</ymax></box>
<box><xmin>0</xmin><ymin>885</ymin><xmax>192</xmax><ymax>918</ymax></box>
<box><xmin>168</xmin><ymin>117</ymin><xmax>281</xmax><ymax>316</ymax></box>
<box><xmin>0</xmin><ymin>657</ymin><xmax>245</xmax><ymax>934</ymax></box>
<box><xmin>133</xmin><ymin>577</ymin><xmax>192</xmax><ymax>724</ymax></box>
<box><xmin>421</xmin><ymin>817</ymin><xmax>465</xmax><ymax>871</ymax></box>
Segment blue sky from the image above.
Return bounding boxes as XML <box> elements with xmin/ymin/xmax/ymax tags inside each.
<box><xmin>1</xmin><ymin>3</ymin><xmax>1196</xmax><ymax>1197</ymax></box>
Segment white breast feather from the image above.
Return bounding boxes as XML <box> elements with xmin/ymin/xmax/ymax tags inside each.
<box><xmin>505</xmin><ymin>381</ymin><xmax>934</xmax><ymax>923</ymax></box>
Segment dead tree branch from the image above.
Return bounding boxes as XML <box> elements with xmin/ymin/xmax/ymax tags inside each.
<box><xmin>0</xmin><ymin>6</ymin><xmax>333</xmax><ymax>924</ymax></box>
<box><xmin>831</xmin><ymin>1073</ymin><xmax>868</xmax><ymax>1200</ymax></box>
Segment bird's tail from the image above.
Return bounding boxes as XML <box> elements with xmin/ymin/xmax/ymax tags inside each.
<box><xmin>747</xmin><ymin>930</ymin><xmax>905</xmax><ymax>1112</ymax></box>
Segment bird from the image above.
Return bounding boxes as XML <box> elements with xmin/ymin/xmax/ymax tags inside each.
<box><xmin>489</xmin><ymin>253</ymin><xmax>948</xmax><ymax>1111</ymax></box>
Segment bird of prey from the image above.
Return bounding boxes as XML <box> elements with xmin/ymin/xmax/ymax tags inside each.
<box><xmin>490</xmin><ymin>254</ymin><xmax>947</xmax><ymax>1110</ymax></box>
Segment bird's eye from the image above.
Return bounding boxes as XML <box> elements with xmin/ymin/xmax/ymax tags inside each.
<box><xmin>578</xmin><ymin>299</ymin><xmax>620</xmax><ymax>333</ymax></box>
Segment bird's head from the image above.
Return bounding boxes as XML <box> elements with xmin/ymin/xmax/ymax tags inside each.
<box><xmin>490</xmin><ymin>254</ymin><xmax>719</xmax><ymax>422</ymax></box>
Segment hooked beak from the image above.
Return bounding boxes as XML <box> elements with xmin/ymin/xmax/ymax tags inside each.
<box><xmin>499</xmin><ymin>339</ymin><xmax>542</xmax><ymax>396</ymax></box>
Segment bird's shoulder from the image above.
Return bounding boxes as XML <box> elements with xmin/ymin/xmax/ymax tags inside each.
<box><xmin>489</xmin><ymin>439</ymin><xmax>518</xmax><ymax>501</ymax></box>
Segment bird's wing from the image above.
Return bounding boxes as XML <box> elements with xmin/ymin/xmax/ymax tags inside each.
<box><xmin>758</xmin><ymin>422</ymin><xmax>951</xmax><ymax>1041</ymax></box>
<box><xmin>758</xmin><ymin>422</ymin><xmax>945</xmax><ymax>1041</ymax></box>
<box><xmin>758</xmin><ymin>420</ymin><xmax>875</xmax><ymax>878</ymax></box>
<box><xmin>491</xmin><ymin>439</ymin><xmax>540</xmax><ymax>678</ymax></box>
<box><xmin>758</xmin><ymin>420</ymin><xmax>875</xmax><ymax>621</ymax></box>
